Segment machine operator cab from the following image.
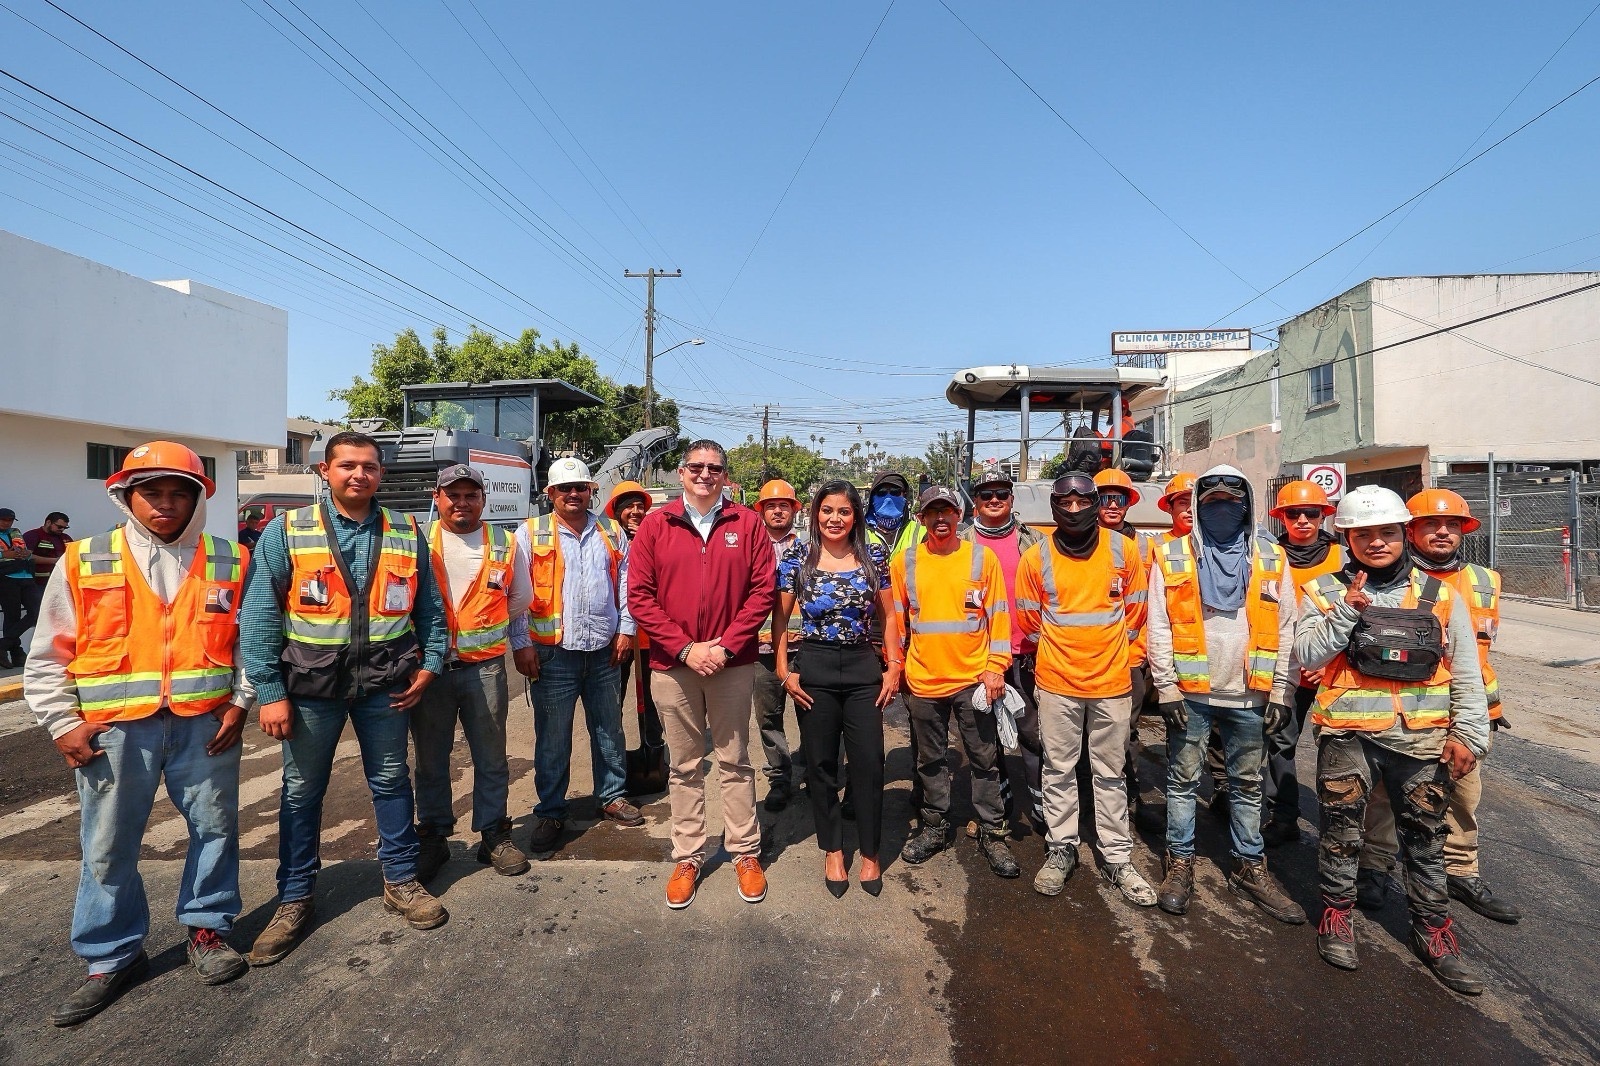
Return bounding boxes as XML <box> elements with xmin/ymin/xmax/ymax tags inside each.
<box><xmin>945</xmin><ymin>364</ymin><xmax>1172</xmax><ymax>534</ymax></box>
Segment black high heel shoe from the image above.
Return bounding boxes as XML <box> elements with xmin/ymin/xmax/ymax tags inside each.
<box><xmin>826</xmin><ymin>877</ymin><xmax>849</xmax><ymax>898</ymax></box>
<box><xmin>860</xmin><ymin>858</ymin><xmax>882</xmax><ymax>896</ymax></box>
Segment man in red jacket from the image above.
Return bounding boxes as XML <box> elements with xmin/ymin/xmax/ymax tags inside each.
<box><xmin>626</xmin><ymin>440</ymin><xmax>777</xmax><ymax>910</ymax></box>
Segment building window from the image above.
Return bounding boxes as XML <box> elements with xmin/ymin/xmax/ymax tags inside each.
<box><xmin>200</xmin><ymin>456</ymin><xmax>217</xmax><ymax>483</ymax></box>
<box><xmin>286</xmin><ymin>436</ymin><xmax>304</xmax><ymax>465</ymax></box>
<box><xmin>1308</xmin><ymin>362</ymin><xmax>1336</xmax><ymax>408</ymax></box>
<box><xmin>87</xmin><ymin>443</ymin><xmax>131</xmax><ymax>479</ymax></box>
<box><xmin>1183</xmin><ymin>419</ymin><xmax>1212</xmax><ymax>452</ymax></box>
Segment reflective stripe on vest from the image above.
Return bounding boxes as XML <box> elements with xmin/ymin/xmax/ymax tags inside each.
<box><xmin>1156</xmin><ymin>533</ymin><xmax>1282</xmax><ymax>693</ymax></box>
<box><xmin>1304</xmin><ymin>572</ymin><xmax>1455</xmax><ymax>731</ymax></box>
<box><xmin>1038</xmin><ymin>530</ymin><xmax>1127</xmax><ymax>628</ymax></box>
<box><xmin>1460</xmin><ymin>563</ymin><xmax>1501</xmax><ymax>714</ymax></box>
<box><xmin>429</xmin><ymin>521</ymin><xmax>514</xmax><ymax>661</ymax></box>
<box><xmin>66</xmin><ymin>529</ymin><xmax>243</xmax><ymax>720</ymax></box>
<box><xmin>525</xmin><ymin>513</ymin><xmax>624</xmax><ymax>646</ymax></box>
<box><xmin>905</xmin><ymin>540</ymin><xmax>987</xmax><ymax>634</ymax></box>
<box><xmin>284</xmin><ymin>505</ymin><xmax>418</xmax><ymax>648</ymax></box>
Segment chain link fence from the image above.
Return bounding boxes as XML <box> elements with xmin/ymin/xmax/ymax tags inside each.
<box><xmin>1436</xmin><ymin>471</ymin><xmax>1597</xmax><ymax>610</ymax></box>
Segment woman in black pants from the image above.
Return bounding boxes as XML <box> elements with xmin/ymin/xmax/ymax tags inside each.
<box><xmin>774</xmin><ymin>480</ymin><xmax>903</xmax><ymax>896</ymax></box>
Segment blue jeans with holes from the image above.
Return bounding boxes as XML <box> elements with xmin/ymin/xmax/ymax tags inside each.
<box><xmin>1166</xmin><ymin>699</ymin><xmax>1266</xmax><ymax>861</ymax></box>
<box><xmin>72</xmin><ymin>710</ymin><xmax>241</xmax><ymax>975</ymax></box>
<box><xmin>277</xmin><ymin>688</ymin><xmax>419</xmax><ymax>901</ymax></box>
<box><xmin>530</xmin><ymin>646</ymin><xmax>627</xmax><ymax>819</ymax></box>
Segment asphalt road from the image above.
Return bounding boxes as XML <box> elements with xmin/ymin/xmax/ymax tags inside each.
<box><xmin>0</xmin><ymin>650</ymin><xmax>1596</xmax><ymax>1066</ymax></box>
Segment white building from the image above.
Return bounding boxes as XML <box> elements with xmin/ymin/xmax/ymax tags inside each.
<box><xmin>0</xmin><ymin>231</ymin><xmax>286</xmax><ymax>538</ymax></box>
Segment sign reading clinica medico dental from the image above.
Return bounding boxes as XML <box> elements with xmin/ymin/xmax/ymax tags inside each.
<box><xmin>1111</xmin><ymin>329</ymin><xmax>1252</xmax><ymax>354</ymax></box>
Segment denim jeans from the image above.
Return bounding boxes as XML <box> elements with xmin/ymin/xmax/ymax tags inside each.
<box><xmin>278</xmin><ymin>688</ymin><xmax>419</xmax><ymax>901</ymax></box>
<box><xmin>529</xmin><ymin>646</ymin><xmax>627</xmax><ymax>820</ymax></box>
<box><xmin>410</xmin><ymin>659</ymin><xmax>510</xmax><ymax>834</ymax></box>
<box><xmin>1166</xmin><ymin>699</ymin><xmax>1266</xmax><ymax>861</ymax></box>
<box><xmin>72</xmin><ymin>710</ymin><xmax>241</xmax><ymax>975</ymax></box>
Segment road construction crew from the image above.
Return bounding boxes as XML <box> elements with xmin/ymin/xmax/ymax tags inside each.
<box><xmin>1015</xmin><ymin>472</ymin><xmax>1157</xmax><ymax>906</ymax></box>
<box><xmin>752</xmin><ymin>479</ymin><xmax>805</xmax><ymax>812</ymax></box>
<box><xmin>1357</xmin><ymin>489</ymin><xmax>1519</xmax><ymax>924</ymax></box>
<box><xmin>1147</xmin><ymin>466</ymin><xmax>1303</xmax><ymax>924</ymax></box>
<box><xmin>513</xmin><ymin>457</ymin><xmax>643</xmax><ymax>859</ymax></box>
<box><xmin>1295</xmin><ymin>485</ymin><xmax>1489</xmax><ymax>995</ymax></box>
<box><xmin>1260</xmin><ymin>480</ymin><xmax>1345</xmax><ymax>847</ymax></box>
<box><xmin>26</xmin><ymin>443</ymin><xmax>253</xmax><ymax>1025</ymax></box>
<box><xmin>893</xmin><ymin>486</ymin><xmax>1018</xmax><ymax>878</ymax></box>
<box><xmin>962</xmin><ymin>466</ymin><xmax>1045</xmax><ymax>835</ymax></box>
<box><xmin>1094</xmin><ymin>468</ymin><xmax>1156</xmax><ymax>820</ymax></box>
<box><xmin>410</xmin><ymin>465</ymin><xmax>533</xmax><ymax>883</ymax></box>
<box><xmin>1157</xmin><ymin>473</ymin><xmax>1196</xmax><ymax>541</ymax></box>
<box><xmin>242</xmin><ymin>430</ymin><xmax>450</xmax><ymax>965</ymax></box>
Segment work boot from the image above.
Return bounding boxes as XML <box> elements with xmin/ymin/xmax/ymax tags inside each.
<box><xmin>900</xmin><ymin>815</ymin><xmax>953</xmax><ymax>865</ymax></box>
<box><xmin>1103</xmin><ymin>862</ymin><xmax>1158</xmax><ymax>907</ymax></box>
<box><xmin>1157</xmin><ymin>853</ymin><xmax>1195</xmax><ymax>916</ymax></box>
<box><xmin>1261</xmin><ymin>819</ymin><xmax>1302</xmax><ymax>847</ymax></box>
<box><xmin>1411</xmin><ymin>918</ymin><xmax>1485</xmax><ymax>996</ymax></box>
<box><xmin>978</xmin><ymin>827</ymin><xmax>1021</xmax><ymax>879</ymax></box>
<box><xmin>1355</xmin><ymin>868</ymin><xmax>1389</xmax><ymax>912</ymax></box>
<box><xmin>186</xmin><ymin>928</ymin><xmax>247</xmax><ymax>986</ymax></box>
<box><xmin>1228</xmin><ymin>857</ymin><xmax>1307</xmax><ymax>924</ymax></box>
<box><xmin>527</xmin><ymin>816</ymin><xmax>564</xmax><ymax>856</ymax></box>
<box><xmin>248</xmin><ymin>898</ymin><xmax>315</xmax><ymax>966</ymax></box>
<box><xmin>478</xmin><ymin>820</ymin><xmax>530</xmax><ymax>876</ymax></box>
<box><xmin>416</xmin><ymin>827</ymin><xmax>451</xmax><ymax>885</ymax></box>
<box><xmin>1447</xmin><ymin>875</ymin><xmax>1522</xmax><ymax>924</ymax></box>
<box><xmin>1033</xmin><ymin>846</ymin><xmax>1079</xmax><ymax>897</ymax></box>
<box><xmin>763</xmin><ymin>779</ymin><xmax>791</xmax><ymax>813</ymax></box>
<box><xmin>1316</xmin><ymin>903</ymin><xmax>1359</xmax><ymax>971</ymax></box>
<box><xmin>383</xmin><ymin>879</ymin><xmax>448</xmax><ymax>930</ymax></box>
<box><xmin>51</xmin><ymin>952</ymin><xmax>148</xmax><ymax>1027</ymax></box>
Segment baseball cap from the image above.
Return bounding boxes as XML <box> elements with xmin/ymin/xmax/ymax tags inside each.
<box><xmin>0</xmin><ymin>508</ymin><xmax>14</xmax><ymax>520</ymax></box>
<box><xmin>917</xmin><ymin>486</ymin><xmax>962</xmax><ymax>514</ymax></box>
<box><xmin>972</xmin><ymin>465</ymin><xmax>1013</xmax><ymax>490</ymax></box>
<box><xmin>435</xmin><ymin>464</ymin><xmax>485</xmax><ymax>490</ymax></box>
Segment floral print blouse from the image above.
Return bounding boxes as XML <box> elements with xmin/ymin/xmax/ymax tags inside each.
<box><xmin>777</xmin><ymin>540</ymin><xmax>891</xmax><ymax>644</ymax></box>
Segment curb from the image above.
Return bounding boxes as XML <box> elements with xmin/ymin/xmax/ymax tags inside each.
<box><xmin>0</xmin><ymin>678</ymin><xmax>23</xmax><ymax>702</ymax></box>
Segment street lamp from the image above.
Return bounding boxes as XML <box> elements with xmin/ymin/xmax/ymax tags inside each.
<box><xmin>645</xmin><ymin>337</ymin><xmax>704</xmax><ymax>429</ymax></box>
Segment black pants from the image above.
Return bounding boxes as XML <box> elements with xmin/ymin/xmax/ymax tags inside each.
<box><xmin>907</xmin><ymin>686</ymin><xmax>1005</xmax><ymax>832</ymax></box>
<box><xmin>1002</xmin><ymin>653</ymin><xmax>1044</xmax><ymax>825</ymax></box>
<box><xmin>1262</xmin><ymin>684</ymin><xmax>1318</xmax><ymax>825</ymax></box>
<box><xmin>0</xmin><ymin>578</ymin><xmax>36</xmax><ymax>655</ymax></box>
<box><xmin>618</xmin><ymin>653</ymin><xmax>664</xmax><ymax>750</ymax></box>
<box><xmin>795</xmin><ymin>641</ymin><xmax>885</xmax><ymax>855</ymax></box>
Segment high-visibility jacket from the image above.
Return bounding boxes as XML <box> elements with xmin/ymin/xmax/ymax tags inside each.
<box><xmin>868</xmin><ymin>519</ymin><xmax>922</xmax><ymax>560</ymax></box>
<box><xmin>891</xmin><ymin>540</ymin><xmax>1011</xmax><ymax>699</ymax></box>
<box><xmin>1425</xmin><ymin>563</ymin><xmax>1502</xmax><ymax>719</ymax></box>
<box><xmin>525</xmin><ymin>512</ymin><xmax>625</xmax><ymax>647</ymax></box>
<box><xmin>1015</xmin><ymin>529</ymin><xmax>1147</xmax><ymax>699</ymax></box>
<box><xmin>1156</xmin><ymin>533</ymin><xmax>1285</xmax><ymax>694</ymax></box>
<box><xmin>283</xmin><ymin>504</ymin><xmax>420</xmax><ymax>699</ymax></box>
<box><xmin>1286</xmin><ymin>543</ymin><xmax>1346</xmax><ymax>688</ymax></box>
<box><xmin>428</xmin><ymin>521</ymin><xmax>514</xmax><ymax>662</ymax></box>
<box><xmin>65</xmin><ymin>528</ymin><xmax>245</xmax><ymax>721</ymax></box>
<box><xmin>1303</xmin><ymin>572</ymin><xmax>1456</xmax><ymax>732</ymax></box>
<box><xmin>1127</xmin><ymin>529</ymin><xmax>1157</xmax><ymax>667</ymax></box>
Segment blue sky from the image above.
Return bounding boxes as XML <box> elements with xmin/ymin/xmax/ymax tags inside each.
<box><xmin>4</xmin><ymin>1</ymin><xmax>1598</xmax><ymax>457</ymax></box>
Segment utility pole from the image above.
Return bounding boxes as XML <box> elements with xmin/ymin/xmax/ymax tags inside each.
<box><xmin>624</xmin><ymin>268</ymin><xmax>682</xmax><ymax>429</ymax></box>
<box><xmin>761</xmin><ymin>404</ymin><xmax>771</xmax><ymax>483</ymax></box>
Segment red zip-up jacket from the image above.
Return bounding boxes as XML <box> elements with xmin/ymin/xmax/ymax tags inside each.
<box><xmin>626</xmin><ymin>497</ymin><xmax>776</xmax><ymax>671</ymax></box>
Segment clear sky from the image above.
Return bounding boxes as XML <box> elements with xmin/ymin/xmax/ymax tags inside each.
<box><xmin>4</xmin><ymin>0</ymin><xmax>1598</xmax><ymax>458</ymax></box>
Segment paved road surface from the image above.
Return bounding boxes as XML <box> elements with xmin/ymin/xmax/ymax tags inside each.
<box><xmin>0</xmin><ymin>649</ymin><xmax>1596</xmax><ymax>1065</ymax></box>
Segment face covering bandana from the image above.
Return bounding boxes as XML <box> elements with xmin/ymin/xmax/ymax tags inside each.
<box><xmin>974</xmin><ymin>515</ymin><xmax>1018</xmax><ymax>537</ymax></box>
<box><xmin>1197</xmin><ymin>498</ymin><xmax>1251</xmax><ymax>611</ymax></box>
<box><xmin>1345</xmin><ymin>542</ymin><xmax>1415</xmax><ymax>589</ymax></box>
<box><xmin>869</xmin><ymin>493</ymin><xmax>907</xmax><ymax>527</ymax></box>
<box><xmin>1051</xmin><ymin>498</ymin><xmax>1101</xmax><ymax>558</ymax></box>
<box><xmin>1279</xmin><ymin>529</ymin><xmax>1336</xmax><ymax>570</ymax></box>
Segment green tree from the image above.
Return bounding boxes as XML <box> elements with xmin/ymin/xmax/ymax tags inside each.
<box><xmin>727</xmin><ymin>435</ymin><xmax>828</xmax><ymax>499</ymax></box>
<box><xmin>330</xmin><ymin>325</ymin><xmax>679</xmax><ymax>459</ymax></box>
<box><xmin>924</xmin><ymin>430</ymin><xmax>968</xmax><ymax>485</ymax></box>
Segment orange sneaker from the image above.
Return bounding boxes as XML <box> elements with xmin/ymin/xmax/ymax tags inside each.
<box><xmin>665</xmin><ymin>860</ymin><xmax>700</xmax><ymax>909</ymax></box>
<box><xmin>734</xmin><ymin>854</ymin><xmax>767</xmax><ymax>903</ymax></box>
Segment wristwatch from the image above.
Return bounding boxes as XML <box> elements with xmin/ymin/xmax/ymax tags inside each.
<box><xmin>721</xmin><ymin>646</ymin><xmax>735</xmax><ymax>662</ymax></box>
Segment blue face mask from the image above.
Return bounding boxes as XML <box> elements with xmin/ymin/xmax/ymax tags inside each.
<box><xmin>870</xmin><ymin>493</ymin><xmax>908</xmax><ymax>526</ymax></box>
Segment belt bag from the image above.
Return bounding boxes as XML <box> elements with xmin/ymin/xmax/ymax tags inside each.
<box><xmin>1347</xmin><ymin>578</ymin><xmax>1445</xmax><ymax>682</ymax></box>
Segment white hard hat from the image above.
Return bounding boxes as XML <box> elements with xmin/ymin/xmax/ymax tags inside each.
<box><xmin>1332</xmin><ymin>485</ymin><xmax>1411</xmax><ymax>530</ymax></box>
<box><xmin>547</xmin><ymin>456</ymin><xmax>595</xmax><ymax>487</ymax></box>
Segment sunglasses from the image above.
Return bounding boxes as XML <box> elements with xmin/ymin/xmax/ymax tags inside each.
<box><xmin>873</xmin><ymin>487</ymin><xmax>906</xmax><ymax>497</ymax></box>
<box><xmin>975</xmin><ymin>489</ymin><xmax>1012</xmax><ymax>502</ymax></box>
<box><xmin>1282</xmin><ymin>507</ymin><xmax>1324</xmax><ymax>522</ymax></box>
<box><xmin>1197</xmin><ymin>474</ymin><xmax>1248</xmax><ymax>495</ymax></box>
<box><xmin>554</xmin><ymin>484</ymin><xmax>592</xmax><ymax>495</ymax></box>
<box><xmin>1098</xmin><ymin>492</ymin><xmax>1130</xmax><ymax>507</ymax></box>
<box><xmin>682</xmin><ymin>462</ymin><xmax>725</xmax><ymax>476</ymax></box>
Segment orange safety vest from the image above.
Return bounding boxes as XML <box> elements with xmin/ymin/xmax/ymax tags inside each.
<box><xmin>1018</xmin><ymin>530</ymin><xmax>1143</xmax><ymax>698</ymax></box>
<box><xmin>525</xmin><ymin>512</ymin><xmax>625</xmax><ymax>646</ymax></box>
<box><xmin>1156</xmin><ymin>533</ymin><xmax>1285</xmax><ymax>694</ymax></box>
<box><xmin>1129</xmin><ymin>530</ymin><xmax>1156</xmax><ymax>666</ymax></box>
<box><xmin>1427</xmin><ymin>563</ymin><xmax>1501</xmax><ymax>718</ymax></box>
<box><xmin>282</xmin><ymin>504</ymin><xmax>421</xmax><ymax>696</ymax></box>
<box><xmin>428</xmin><ymin>521</ymin><xmax>514</xmax><ymax>662</ymax></box>
<box><xmin>1286</xmin><ymin>542</ymin><xmax>1346</xmax><ymax>688</ymax></box>
<box><xmin>65</xmin><ymin>528</ymin><xmax>245</xmax><ymax>722</ymax></box>
<box><xmin>1303</xmin><ymin>571</ymin><xmax>1456</xmax><ymax>732</ymax></box>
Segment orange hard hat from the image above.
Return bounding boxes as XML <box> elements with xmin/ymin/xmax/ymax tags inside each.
<box><xmin>604</xmin><ymin>480</ymin><xmax>651</xmax><ymax>520</ymax></box>
<box><xmin>1406</xmin><ymin>488</ymin><xmax>1480</xmax><ymax>533</ymax></box>
<box><xmin>105</xmin><ymin>440</ymin><xmax>215</xmax><ymax>498</ymax></box>
<box><xmin>1092</xmin><ymin>468</ymin><xmax>1141</xmax><ymax>506</ymax></box>
<box><xmin>1157</xmin><ymin>472</ymin><xmax>1196</xmax><ymax>513</ymax></box>
<box><xmin>757</xmin><ymin>479</ymin><xmax>799</xmax><ymax>506</ymax></box>
<box><xmin>1269</xmin><ymin>480</ymin><xmax>1335</xmax><ymax>519</ymax></box>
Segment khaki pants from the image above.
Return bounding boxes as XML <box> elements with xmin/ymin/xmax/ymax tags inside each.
<box><xmin>652</xmin><ymin>664</ymin><xmax>760</xmax><ymax>863</ymax></box>
<box><xmin>1361</xmin><ymin>735</ymin><xmax>1487</xmax><ymax>878</ymax></box>
<box><xmin>1038</xmin><ymin>689</ymin><xmax>1133</xmax><ymax>863</ymax></box>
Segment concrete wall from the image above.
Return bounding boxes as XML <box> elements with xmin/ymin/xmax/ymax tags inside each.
<box><xmin>0</xmin><ymin>231</ymin><xmax>285</xmax><ymax>449</ymax></box>
<box><xmin>1273</xmin><ymin>282</ymin><xmax>1373</xmax><ymax>465</ymax></box>
<box><xmin>0</xmin><ymin>414</ymin><xmax>244</xmax><ymax>540</ymax></box>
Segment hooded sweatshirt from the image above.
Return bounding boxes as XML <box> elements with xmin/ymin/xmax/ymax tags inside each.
<box><xmin>1147</xmin><ymin>464</ymin><xmax>1296</xmax><ymax>709</ymax></box>
<box><xmin>24</xmin><ymin>482</ymin><xmax>255</xmax><ymax>740</ymax></box>
<box><xmin>864</xmin><ymin>471</ymin><xmax>922</xmax><ymax>559</ymax></box>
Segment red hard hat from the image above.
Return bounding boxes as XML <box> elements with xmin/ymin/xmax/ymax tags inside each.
<box><xmin>105</xmin><ymin>440</ymin><xmax>215</xmax><ymax>498</ymax></box>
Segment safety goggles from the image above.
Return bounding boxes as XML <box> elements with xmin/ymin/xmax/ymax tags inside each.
<box><xmin>682</xmin><ymin>462</ymin><xmax>725</xmax><ymax>476</ymax></box>
<box><xmin>1196</xmin><ymin>473</ymin><xmax>1248</xmax><ymax>500</ymax></box>
<box><xmin>975</xmin><ymin>488</ymin><xmax>1012</xmax><ymax>502</ymax></box>
<box><xmin>1050</xmin><ymin>473</ymin><xmax>1099</xmax><ymax>500</ymax></box>
<box><xmin>1097</xmin><ymin>491</ymin><xmax>1130</xmax><ymax>507</ymax></box>
<box><xmin>1281</xmin><ymin>506</ymin><xmax>1324</xmax><ymax>522</ymax></box>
